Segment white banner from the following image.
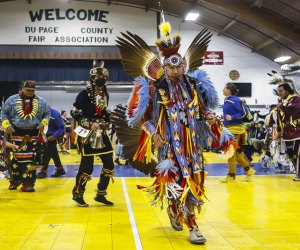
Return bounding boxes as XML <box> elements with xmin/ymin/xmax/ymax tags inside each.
<box><xmin>0</xmin><ymin>0</ymin><xmax>156</xmax><ymax>46</ymax></box>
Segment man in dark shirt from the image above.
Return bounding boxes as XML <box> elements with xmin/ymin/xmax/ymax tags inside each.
<box><xmin>37</xmin><ymin>107</ymin><xmax>66</xmax><ymax>179</ymax></box>
<box><xmin>70</xmin><ymin>61</ymin><xmax>114</xmax><ymax>207</ymax></box>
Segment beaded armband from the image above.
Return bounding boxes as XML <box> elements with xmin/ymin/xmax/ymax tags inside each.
<box><xmin>1</xmin><ymin>120</ymin><xmax>11</xmax><ymax>130</ymax></box>
<box><xmin>41</xmin><ymin>118</ymin><xmax>48</xmax><ymax>126</ymax></box>
<box><xmin>141</xmin><ymin>120</ymin><xmax>156</xmax><ymax>136</ymax></box>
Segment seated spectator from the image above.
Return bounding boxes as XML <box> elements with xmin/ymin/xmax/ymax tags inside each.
<box><xmin>250</xmin><ymin>121</ymin><xmax>266</xmax><ymax>154</ymax></box>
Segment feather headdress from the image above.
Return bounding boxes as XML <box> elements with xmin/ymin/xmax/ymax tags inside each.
<box><xmin>155</xmin><ymin>22</ymin><xmax>182</xmax><ymax>59</ymax></box>
<box><xmin>267</xmin><ymin>70</ymin><xmax>299</xmax><ymax>96</ymax></box>
<box><xmin>90</xmin><ymin>60</ymin><xmax>109</xmax><ymax>80</ymax></box>
<box><xmin>155</xmin><ymin>1</ymin><xmax>181</xmax><ymax>59</ymax></box>
<box><xmin>115</xmin><ymin>1</ymin><xmax>212</xmax><ymax>78</ymax></box>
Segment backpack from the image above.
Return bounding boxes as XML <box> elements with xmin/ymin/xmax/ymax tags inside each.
<box><xmin>241</xmin><ymin>102</ymin><xmax>253</xmax><ymax>123</ymax></box>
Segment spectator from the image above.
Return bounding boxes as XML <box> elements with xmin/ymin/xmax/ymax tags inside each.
<box><xmin>37</xmin><ymin>107</ymin><xmax>66</xmax><ymax>179</ymax></box>
<box><xmin>250</xmin><ymin>121</ymin><xmax>266</xmax><ymax>154</ymax></box>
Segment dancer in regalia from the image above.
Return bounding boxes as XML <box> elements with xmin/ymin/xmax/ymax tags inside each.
<box><xmin>1</xmin><ymin>80</ymin><xmax>50</xmax><ymax>192</ymax></box>
<box><xmin>110</xmin><ymin>12</ymin><xmax>237</xmax><ymax>243</ymax></box>
<box><xmin>71</xmin><ymin>61</ymin><xmax>115</xmax><ymax>207</ymax></box>
<box><xmin>268</xmin><ymin>71</ymin><xmax>300</xmax><ymax>181</ymax></box>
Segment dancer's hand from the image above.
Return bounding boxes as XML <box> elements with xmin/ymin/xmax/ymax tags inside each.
<box><xmin>91</xmin><ymin>122</ymin><xmax>99</xmax><ymax>131</ymax></box>
<box><xmin>5</xmin><ymin>126</ymin><xmax>15</xmax><ymax>134</ymax></box>
<box><xmin>99</xmin><ymin>121</ymin><xmax>109</xmax><ymax>130</ymax></box>
<box><xmin>37</xmin><ymin>123</ymin><xmax>44</xmax><ymax>133</ymax></box>
<box><xmin>225</xmin><ymin>114</ymin><xmax>232</xmax><ymax>121</ymax></box>
<box><xmin>4</xmin><ymin>141</ymin><xmax>18</xmax><ymax>150</ymax></box>
<box><xmin>272</xmin><ymin>129</ymin><xmax>281</xmax><ymax>139</ymax></box>
<box><xmin>47</xmin><ymin>135</ymin><xmax>57</xmax><ymax>141</ymax></box>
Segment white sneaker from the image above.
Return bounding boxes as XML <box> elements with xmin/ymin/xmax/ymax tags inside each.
<box><xmin>189</xmin><ymin>227</ymin><xmax>207</xmax><ymax>244</ymax></box>
<box><xmin>244</xmin><ymin>168</ymin><xmax>256</xmax><ymax>182</ymax></box>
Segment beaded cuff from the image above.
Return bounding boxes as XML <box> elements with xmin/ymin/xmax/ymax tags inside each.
<box><xmin>2</xmin><ymin>120</ymin><xmax>11</xmax><ymax>130</ymax></box>
<box><xmin>141</xmin><ymin>120</ymin><xmax>156</xmax><ymax>136</ymax></box>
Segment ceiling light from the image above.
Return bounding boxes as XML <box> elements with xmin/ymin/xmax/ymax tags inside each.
<box><xmin>274</xmin><ymin>56</ymin><xmax>291</xmax><ymax>63</ymax></box>
<box><xmin>185</xmin><ymin>12</ymin><xmax>200</xmax><ymax>21</ymax></box>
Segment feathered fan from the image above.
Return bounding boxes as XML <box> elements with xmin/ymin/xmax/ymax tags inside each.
<box><xmin>116</xmin><ymin>27</ymin><xmax>212</xmax><ymax>79</ymax></box>
<box><xmin>116</xmin><ymin>32</ymin><xmax>163</xmax><ymax>81</ymax></box>
<box><xmin>184</xmin><ymin>27</ymin><xmax>212</xmax><ymax>71</ymax></box>
<box><xmin>110</xmin><ymin>105</ymin><xmax>157</xmax><ymax>176</ymax></box>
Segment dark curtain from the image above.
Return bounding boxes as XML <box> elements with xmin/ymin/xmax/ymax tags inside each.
<box><xmin>0</xmin><ymin>81</ymin><xmax>20</xmax><ymax>106</ymax></box>
<box><xmin>0</xmin><ymin>59</ymin><xmax>133</xmax><ymax>82</ymax></box>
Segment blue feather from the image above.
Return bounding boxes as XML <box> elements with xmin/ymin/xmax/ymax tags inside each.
<box><xmin>183</xmin><ymin>192</ymin><xmax>204</xmax><ymax>215</ymax></box>
<box><xmin>126</xmin><ymin>76</ymin><xmax>150</xmax><ymax>127</ymax></box>
<box><xmin>188</xmin><ymin>192</ymin><xmax>204</xmax><ymax>206</ymax></box>
<box><xmin>188</xmin><ymin>70</ymin><xmax>219</xmax><ymax>109</ymax></box>
<box><xmin>219</xmin><ymin>127</ymin><xmax>235</xmax><ymax>146</ymax></box>
<box><xmin>156</xmin><ymin>159</ymin><xmax>176</xmax><ymax>176</ymax></box>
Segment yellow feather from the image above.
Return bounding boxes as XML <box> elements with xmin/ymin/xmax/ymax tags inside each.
<box><xmin>159</xmin><ymin>22</ymin><xmax>171</xmax><ymax>37</ymax></box>
<box><xmin>157</xmin><ymin>68</ymin><xmax>164</xmax><ymax>78</ymax></box>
